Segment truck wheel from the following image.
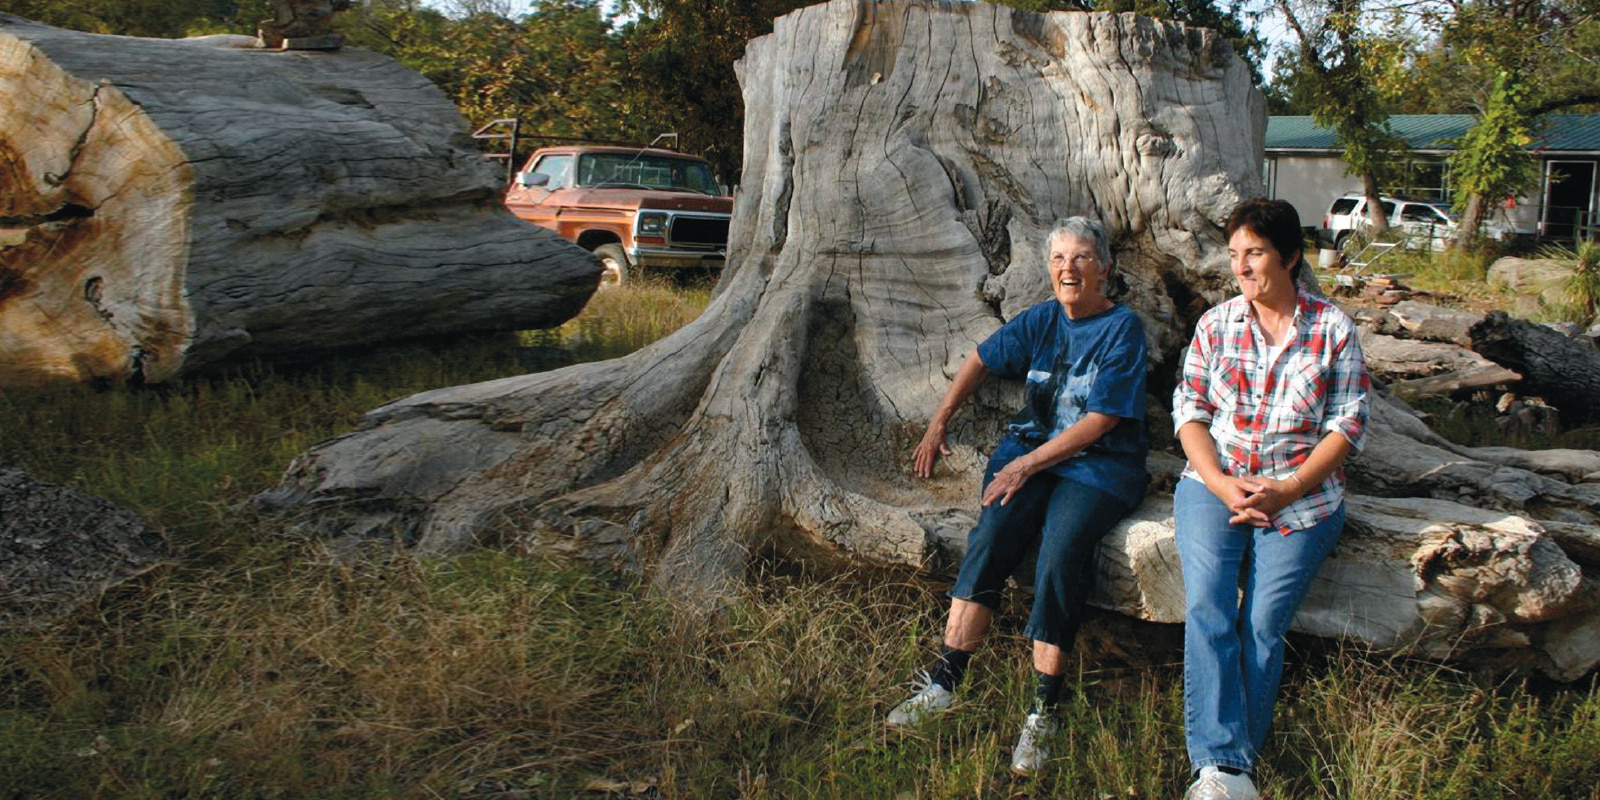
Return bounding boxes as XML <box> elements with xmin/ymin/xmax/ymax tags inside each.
<box><xmin>594</xmin><ymin>244</ymin><xmax>629</xmax><ymax>286</ymax></box>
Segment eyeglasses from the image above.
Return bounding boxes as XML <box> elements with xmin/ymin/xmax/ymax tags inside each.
<box><xmin>1050</xmin><ymin>254</ymin><xmax>1100</xmax><ymax>267</ymax></box>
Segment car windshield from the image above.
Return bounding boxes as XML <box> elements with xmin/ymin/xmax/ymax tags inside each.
<box><xmin>577</xmin><ymin>153</ymin><xmax>718</xmax><ymax>194</ymax></box>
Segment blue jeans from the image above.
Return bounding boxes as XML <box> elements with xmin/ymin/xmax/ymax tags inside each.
<box><xmin>1174</xmin><ymin>477</ymin><xmax>1344</xmax><ymax>774</ymax></box>
<box><xmin>949</xmin><ymin>444</ymin><xmax>1133</xmax><ymax>650</ymax></box>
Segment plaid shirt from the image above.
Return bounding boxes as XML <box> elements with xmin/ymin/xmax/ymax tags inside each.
<box><xmin>1172</xmin><ymin>292</ymin><xmax>1371</xmax><ymax>534</ymax></box>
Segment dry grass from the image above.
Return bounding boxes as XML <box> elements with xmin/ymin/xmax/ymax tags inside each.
<box><xmin>5</xmin><ymin>276</ymin><xmax>1600</xmax><ymax>799</ymax></box>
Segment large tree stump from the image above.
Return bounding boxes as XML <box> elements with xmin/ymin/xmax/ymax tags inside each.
<box><xmin>0</xmin><ymin>16</ymin><xmax>599</xmax><ymax>388</ymax></box>
<box><xmin>260</xmin><ymin>0</ymin><xmax>1600</xmax><ymax>677</ymax></box>
<box><xmin>261</xmin><ymin>0</ymin><xmax>1261</xmax><ymax>574</ymax></box>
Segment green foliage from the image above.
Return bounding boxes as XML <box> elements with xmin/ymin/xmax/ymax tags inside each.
<box><xmin>616</xmin><ymin>0</ymin><xmax>815</xmax><ymax>184</ymax></box>
<box><xmin>1448</xmin><ymin>72</ymin><xmax>1540</xmax><ymax>244</ymax></box>
<box><xmin>2</xmin><ymin>0</ymin><xmax>268</xmax><ymax>37</ymax></box>
<box><xmin>1566</xmin><ymin>238</ymin><xmax>1600</xmax><ymax>322</ymax></box>
<box><xmin>1534</xmin><ymin>238</ymin><xmax>1600</xmax><ymax>323</ymax></box>
<box><xmin>342</xmin><ymin>0</ymin><xmax>643</xmax><ymax>154</ymax></box>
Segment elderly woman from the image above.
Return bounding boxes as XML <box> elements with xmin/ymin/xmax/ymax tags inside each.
<box><xmin>890</xmin><ymin>217</ymin><xmax>1150</xmax><ymax>777</ymax></box>
<box><xmin>1171</xmin><ymin>199</ymin><xmax>1370</xmax><ymax>800</ymax></box>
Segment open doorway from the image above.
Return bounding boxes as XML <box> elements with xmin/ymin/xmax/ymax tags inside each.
<box><xmin>1542</xmin><ymin>160</ymin><xmax>1597</xmax><ymax>240</ymax></box>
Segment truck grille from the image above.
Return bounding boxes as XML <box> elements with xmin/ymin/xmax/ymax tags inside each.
<box><xmin>669</xmin><ymin>216</ymin><xmax>729</xmax><ymax>247</ymax></box>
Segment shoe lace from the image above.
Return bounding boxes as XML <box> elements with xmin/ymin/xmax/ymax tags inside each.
<box><xmin>905</xmin><ymin>669</ymin><xmax>936</xmax><ymax>697</ymax></box>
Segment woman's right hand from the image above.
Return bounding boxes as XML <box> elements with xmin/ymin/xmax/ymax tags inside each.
<box><xmin>912</xmin><ymin>424</ymin><xmax>951</xmax><ymax>478</ymax></box>
<box><xmin>1205</xmin><ymin>474</ymin><xmax>1266</xmax><ymax>522</ymax></box>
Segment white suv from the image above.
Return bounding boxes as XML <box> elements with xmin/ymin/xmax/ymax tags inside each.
<box><xmin>1322</xmin><ymin>195</ymin><xmax>1459</xmax><ymax>252</ymax></box>
<box><xmin>1322</xmin><ymin>194</ymin><xmax>1521</xmax><ymax>252</ymax></box>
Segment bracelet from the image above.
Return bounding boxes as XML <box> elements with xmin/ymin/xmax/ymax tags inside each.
<box><xmin>1288</xmin><ymin>473</ymin><xmax>1305</xmax><ymax>490</ymax></box>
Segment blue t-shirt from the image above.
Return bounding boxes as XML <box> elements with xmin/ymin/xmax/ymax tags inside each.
<box><xmin>976</xmin><ymin>301</ymin><xmax>1150</xmax><ymax>507</ymax></box>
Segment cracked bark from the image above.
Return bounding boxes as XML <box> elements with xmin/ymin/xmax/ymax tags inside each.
<box><xmin>264</xmin><ymin>0</ymin><xmax>1261</xmax><ymax>579</ymax></box>
<box><xmin>0</xmin><ymin>15</ymin><xmax>598</xmax><ymax>387</ymax></box>
<box><xmin>261</xmin><ymin>0</ymin><xmax>1600</xmax><ymax>679</ymax></box>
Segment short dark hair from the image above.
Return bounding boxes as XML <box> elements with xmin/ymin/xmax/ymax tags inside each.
<box><xmin>1226</xmin><ymin>199</ymin><xmax>1305</xmax><ymax>280</ymax></box>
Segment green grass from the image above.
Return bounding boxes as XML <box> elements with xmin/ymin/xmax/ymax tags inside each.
<box><xmin>4</xmin><ymin>275</ymin><xmax>1600</xmax><ymax>798</ymax></box>
<box><xmin>1534</xmin><ymin>238</ymin><xmax>1600</xmax><ymax>325</ymax></box>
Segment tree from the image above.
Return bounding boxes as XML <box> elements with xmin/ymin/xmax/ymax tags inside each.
<box><xmin>617</xmin><ymin>0</ymin><xmax>815</xmax><ymax>185</ymax></box>
<box><xmin>1</xmin><ymin>16</ymin><xmax>600</xmax><ymax>387</ymax></box>
<box><xmin>995</xmin><ymin>0</ymin><xmax>1268</xmax><ymax>82</ymax></box>
<box><xmin>2</xmin><ymin>0</ymin><xmax>266</xmax><ymax>36</ymax></box>
<box><xmin>1449</xmin><ymin>72</ymin><xmax>1540</xmax><ymax>248</ymax></box>
<box><xmin>1411</xmin><ymin>0</ymin><xmax>1600</xmax><ymax>246</ymax></box>
<box><xmin>260</xmin><ymin>1</ymin><xmax>1600</xmax><ymax>681</ymax></box>
<box><xmin>1275</xmin><ymin>0</ymin><xmax>1411</xmax><ymax>238</ymax></box>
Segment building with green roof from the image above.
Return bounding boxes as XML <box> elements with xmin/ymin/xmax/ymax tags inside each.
<box><xmin>1265</xmin><ymin>114</ymin><xmax>1600</xmax><ymax>241</ymax></box>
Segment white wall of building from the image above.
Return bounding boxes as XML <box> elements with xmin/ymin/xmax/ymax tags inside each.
<box><xmin>1265</xmin><ymin>155</ymin><xmax>1362</xmax><ymax>231</ymax></box>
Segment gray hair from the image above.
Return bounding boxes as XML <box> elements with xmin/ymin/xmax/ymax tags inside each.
<box><xmin>1048</xmin><ymin>217</ymin><xmax>1124</xmax><ymax>298</ymax></box>
<box><xmin>1048</xmin><ymin>217</ymin><xmax>1112</xmax><ymax>269</ymax></box>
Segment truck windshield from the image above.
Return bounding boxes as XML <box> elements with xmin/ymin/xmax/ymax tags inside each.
<box><xmin>577</xmin><ymin>154</ymin><xmax>718</xmax><ymax>194</ymax></box>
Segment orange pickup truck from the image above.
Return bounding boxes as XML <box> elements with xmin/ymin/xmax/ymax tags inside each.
<box><xmin>505</xmin><ymin>145</ymin><xmax>733</xmax><ymax>284</ymax></box>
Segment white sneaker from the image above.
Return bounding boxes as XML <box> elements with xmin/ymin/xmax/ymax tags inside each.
<box><xmin>886</xmin><ymin>676</ymin><xmax>953</xmax><ymax>728</ymax></box>
<box><xmin>1183</xmin><ymin>766</ymin><xmax>1260</xmax><ymax>800</ymax></box>
<box><xmin>1009</xmin><ymin>711</ymin><xmax>1056</xmax><ymax>775</ymax></box>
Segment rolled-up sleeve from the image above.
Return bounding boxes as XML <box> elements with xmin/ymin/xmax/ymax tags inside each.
<box><xmin>1321</xmin><ymin>320</ymin><xmax>1371</xmax><ymax>452</ymax></box>
<box><xmin>1171</xmin><ymin>312</ymin><xmax>1217</xmax><ymax>431</ymax></box>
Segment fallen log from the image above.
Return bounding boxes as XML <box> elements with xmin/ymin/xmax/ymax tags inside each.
<box><xmin>1359</xmin><ymin>329</ymin><xmax>1503</xmax><ymax>382</ymax></box>
<box><xmin>1388</xmin><ymin>364</ymin><xmax>1522</xmax><ymax>398</ymax></box>
<box><xmin>0</xmin><ymin>16</ymin><xmax>599</xmax><ymax>388</ymax></box>
<box><xmin>1470</xmin><ymin>311</ymin><xmax>1600</xmax><ymax>425</ymax></box>
<box><xmin>1075</xmin><ymin>495</ymin><xmax>1600</xmax><ymax>681</ymax></box>
<box><xmin>1385</xmin><ymin>300</ymin><xmax>1482</xmax><ymax>346</ymax></box>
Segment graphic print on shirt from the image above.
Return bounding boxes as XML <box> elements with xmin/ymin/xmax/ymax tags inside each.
<box><xmin>1052</xmin><ymin>364</ymin><xmax>1099</xmax><ymax>438</ymax></box>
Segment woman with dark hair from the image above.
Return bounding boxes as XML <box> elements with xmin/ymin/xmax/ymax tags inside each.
<box><xmin>1171</xmin><ymin>199</ymin><xmax>1370</xmax><ymax>800</ymax></box>
<box><xmin>889</xmin><ymin>217</ymin><xmax>1150</xmax><ymax>777</ymax></box>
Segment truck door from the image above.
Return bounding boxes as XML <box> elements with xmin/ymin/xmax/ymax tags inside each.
<box><xmin>507</xmin><ymin>154</ymin><xmax>574</xmax><ymax>232</ymax></box>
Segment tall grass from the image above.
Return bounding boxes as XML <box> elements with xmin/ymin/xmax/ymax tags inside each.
<box><xmin>1536</xmin><ymin>238</ymin><xmax>1600</xmax><ymax>325</ymax></box>
<box><xmin>4</xmin><ymin>276</ymin><xmax>1600</xmax><ymax>798</ymax></box>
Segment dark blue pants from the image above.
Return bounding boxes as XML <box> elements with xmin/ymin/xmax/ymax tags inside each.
<box><xmin>949</xmin><ymin>443</ymin><xmax>1131</xmax><ymax>649</ymax></box>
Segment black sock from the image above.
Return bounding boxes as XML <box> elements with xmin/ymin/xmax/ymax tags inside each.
<box><xmin>1216</xmin><ymin>766</ymin><xmax>1246</xmax><ymax>776</ymax></box>
<box><xmin>929</xmin><ymin>646</ymin><xmax>973</xmax><ymax>690</ymax></box>
<box><xmin>1030</xmin><ymin>670</ymin><xmax>1066</xmax><ymax>715</ymax></box>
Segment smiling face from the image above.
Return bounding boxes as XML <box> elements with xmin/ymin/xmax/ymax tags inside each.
<box><xmin>1048</xmin><ymin>233</ymin><xmax>1110</xmax><ymax>318</ymax></box>
<box><xmin>1228</xmin><ymin>225</ymin><xmax>1299</xmax><ymax>308</ymax></box>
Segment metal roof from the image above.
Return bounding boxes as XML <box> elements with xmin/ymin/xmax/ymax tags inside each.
<box><xmin>1266</xmin><ymin>114</ymin><xmax>1600</xmax><ymax>153</ymax></box>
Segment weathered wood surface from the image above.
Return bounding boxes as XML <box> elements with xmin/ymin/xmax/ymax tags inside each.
<box><xmin>1470</xmin><ymin>311</ymin><xmax>1600</xmax><ymax>425</ymax></box>
<box><xmin>1358</xmin><ymin>329</ymin><xmax>1502</xmax><ymax>381</ymax></box>
<box><xmin>259</xmin><ymin>0</ymin><xmax>1600</xmax><ymax>678</ymax></box>
<box><xmin>0</xmin><ymin>16</ymin><xmax>599</xmax><ymax>388</ymax></box>
<box><xmin>1388</xmin><ymin>364</ymin><xmax>1522</xmax><ymax>398</ymax></box>
<box><xmin>1384</xmin><ymin>300</ymin><xmax>1482</xmax><ymax>347</ymax></box>
<box><xmin>1</xmin><ymin>466</ymin><xmax>170</xmax><ymax>628</ymax></box>
<box><xmin>1072</xmin><ymin>494</ymin><xmax>1600</xmax><ymax>681</ymax></box>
